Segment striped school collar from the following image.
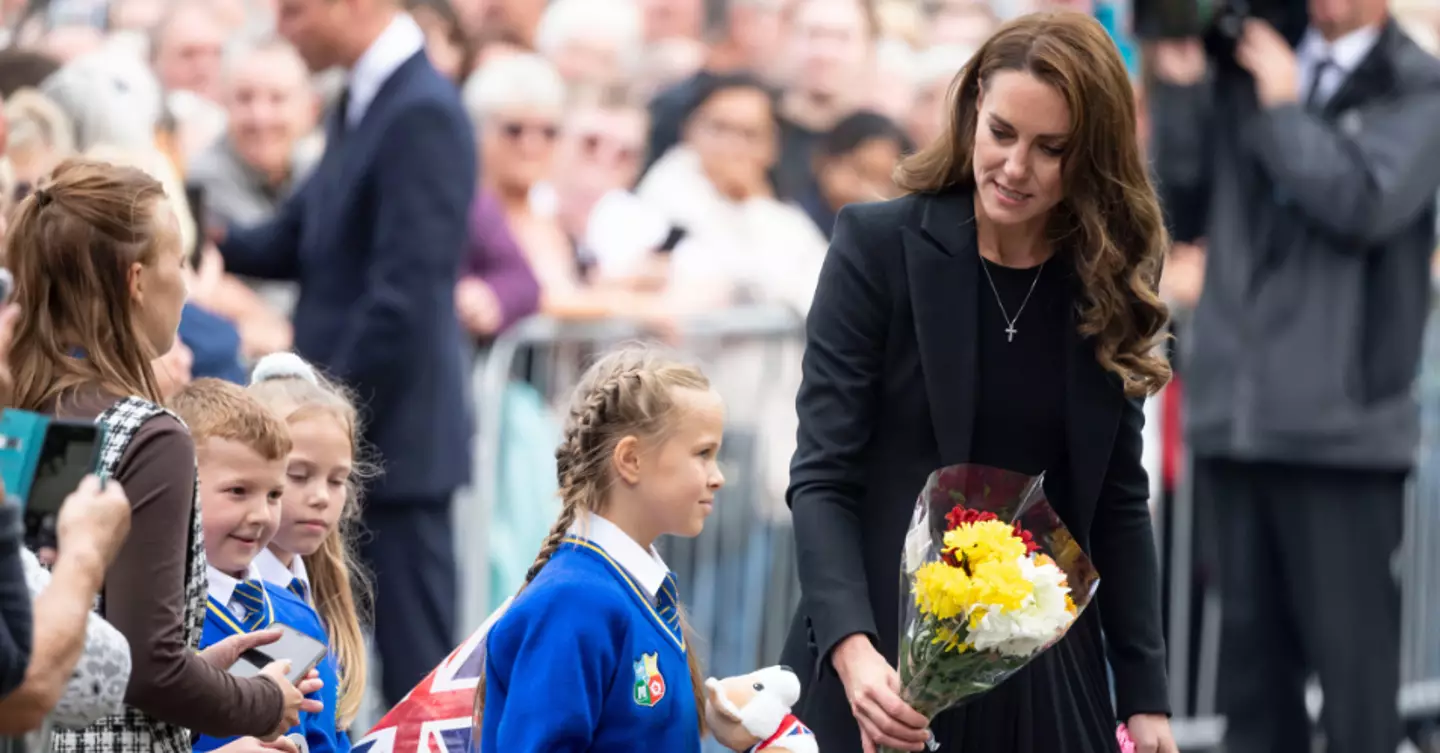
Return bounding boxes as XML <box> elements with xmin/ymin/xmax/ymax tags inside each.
<box><xmin>566</xmin><ymin>513</ymin><xmax>669</xmax><ymax>600</ymax></box>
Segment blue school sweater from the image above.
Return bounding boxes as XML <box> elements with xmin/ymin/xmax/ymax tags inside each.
<box><xmin>193</xmin><ymin>583</ymin><xmax>350</xmax><ymax>753</ymax></box>
<box><xmin>481</xmin><ymin>539</ymin><xmax>701</xmax><ymax>753</ymax></box>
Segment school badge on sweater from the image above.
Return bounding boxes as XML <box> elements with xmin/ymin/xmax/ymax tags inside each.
<box><xmin>633</xmin><ymin>653</ymin><xmax>667</xmax><ymax>707</ymax></box>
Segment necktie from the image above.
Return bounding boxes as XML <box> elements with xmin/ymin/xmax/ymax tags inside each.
<box><xmin>233</xmin><ymin>579</ymin><xmax>272</xmax><ymax>632</ymax></box>
<box><xmin>288</xmin><ymin>577</ymin><xmax>308</xmax><ymax>602</ymax></box>
<box><xmin>654</xmin><ymin>572</ymin><xmax>683</xmax><ymax>645</ymax></box>
<box><xmin>329</xmin><ymin>87</ymin><xmax>351</xmax><ymax>142</ymax></box>
<box><xmin>1305</xmin><ymin>57</ymin><xmax>1335</xmax><ymax>110</ymax></box>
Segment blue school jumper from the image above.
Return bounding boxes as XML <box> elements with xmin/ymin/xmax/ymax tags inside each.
<box><xmin>193</xmin><ymin>582</ymin><xmax>350</xmax><ymax>753</ymax></box>
<box><xmin>480</xmin><ymin>538</ymin><xmax>701</xmax><ymax>753</ymax></box>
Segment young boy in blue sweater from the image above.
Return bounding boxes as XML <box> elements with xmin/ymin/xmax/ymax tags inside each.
<box><xmin>478</xmin><ymin>349</ymin><xmax>726</xmax><ymax>752</ymax></box>
<box><xmin>171</xmin><ymin>379</ymin><xmax>346</xmax><ymax>753</ymax></box>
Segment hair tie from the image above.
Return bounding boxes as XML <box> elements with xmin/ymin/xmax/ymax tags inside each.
<box><xmin>33</xmin><ymin>188</ymin><xmax>52</xmax><ymax>207</ymax></box>
<box><xmin>250</xmin><ymin>352</ymin><xmax>320</xmax><ymax>386</ymax></box>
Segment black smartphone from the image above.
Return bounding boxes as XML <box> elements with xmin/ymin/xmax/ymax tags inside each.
<box><xmin>184</xmin><ymin>182</ymin><xmax>207</xmax><ymax>268</ymax></box>
<box><xmin>0</xmin><ymin>268</ymin><xmax>13</xmax><ymax>305</ymax></box>
<box><xmin>229</xmin><ymin>622</ymin><xmax>329</xmax><ymax>686</ymax></box>
<box><xmin>27</xmin><ymin>421</ymin><xmax>103</xmax><ymax>518</ymax></box>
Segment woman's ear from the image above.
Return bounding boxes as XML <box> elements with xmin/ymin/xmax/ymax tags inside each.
<box><xmin>612</xmin><ymin>435</ymin><xmax>643</xmax><ymax>485</ymax></box>
<box><xmin>127</xmin><ymin>260</ymin><xmax>145</xmax><ymax>307</ymax></box>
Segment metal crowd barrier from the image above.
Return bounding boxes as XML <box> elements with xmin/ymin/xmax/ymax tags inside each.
<box><xmin>454</xmin><ymin>306</ymin><xmax>808</xmax><ymax>684</ymax></box>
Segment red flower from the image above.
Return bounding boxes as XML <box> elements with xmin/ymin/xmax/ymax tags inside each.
<box><xmin>944</xmin><ymin>506</ymin><xmax>998</xmax><ymax>531</ymax></box>
<box><xmin>1012</xmin><ymin>522</ymin><xmax>1040</xmax><ymax>554</ymax></box>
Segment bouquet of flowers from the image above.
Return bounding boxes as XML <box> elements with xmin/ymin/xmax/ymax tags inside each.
<box><xmin>883</xmin><ymin>464</ymin><xmax>1100</xmax><ymax>752</ymax></box>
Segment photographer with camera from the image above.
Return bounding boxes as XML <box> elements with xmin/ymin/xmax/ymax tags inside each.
<box><xmin>1149</xmin><ymin>0</ymin><xmax>1440</xmax><ymax>750</ymax></box>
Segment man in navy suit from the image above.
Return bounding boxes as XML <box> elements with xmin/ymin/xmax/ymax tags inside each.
<box><xmin>217</xmin><ymin>0</ymin><xmax>475</xmax><ymax>706</ymax></box>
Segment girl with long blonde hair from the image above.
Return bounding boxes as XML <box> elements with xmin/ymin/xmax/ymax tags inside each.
<box><xmin>247</xmin><ymin>352</ymin><xmax>373</xmax><ymax>732</ymax></box>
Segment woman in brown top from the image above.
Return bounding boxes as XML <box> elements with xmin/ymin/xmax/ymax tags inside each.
<box><xmin>2</xmin><ymin>159</ymin><xmax>314</xmax><ymax>750</ymax></box>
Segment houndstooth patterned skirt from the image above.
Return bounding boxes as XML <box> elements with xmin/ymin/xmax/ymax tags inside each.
<box><xmin>50</xmin><ymin>396</ymin><xmax>205</xmax><ymax>753</ymax></box>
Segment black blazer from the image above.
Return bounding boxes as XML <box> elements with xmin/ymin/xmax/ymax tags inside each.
<box><xmin>222</xmin><ymin>52</ymin><xmax>478</xmax><ymax>502</ymax></box>
<box><xmin>779</xmin><ymin>188</ymin><xmax>1169</xmax><ymax>738</ymax></box>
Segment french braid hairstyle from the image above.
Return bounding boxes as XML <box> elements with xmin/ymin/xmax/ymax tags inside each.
<box><xmin>475</xmin><ymin>347</ymin><xmax>713</xmax><ymax>738</ymax></box>
<box><xmin>248</xmin><ymin>353</ymin><xmax>375</xmax><ymax>729</ymax></box>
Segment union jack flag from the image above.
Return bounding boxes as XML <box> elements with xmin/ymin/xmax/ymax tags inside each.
<box><xmin>353</xmin><ymin>600</ymin><xmax>512</xmax><ymax>753</ymax></box>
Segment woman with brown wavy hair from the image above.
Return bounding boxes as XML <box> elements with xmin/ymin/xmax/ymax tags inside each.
<box><xmin>780</xmin><ymin>10</ymin><xmax>1178</xmax><ymax>753</ymax></box>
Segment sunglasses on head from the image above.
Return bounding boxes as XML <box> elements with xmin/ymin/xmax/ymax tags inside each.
<box><xmin>501</xmin><ymin>121</ymin><xmax>559</xmax><ymax>141</ymax></box>
<box><xmin>579</xmin><ymin>133</ymin><xmax>639</xmax><ymax>164</ymax></box>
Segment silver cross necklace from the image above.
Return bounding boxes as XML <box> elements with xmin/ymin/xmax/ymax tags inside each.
<box><xmin>980</xmin><ymin>257</ymin><xmax>1046</xmax><ymax>343</ymax></box>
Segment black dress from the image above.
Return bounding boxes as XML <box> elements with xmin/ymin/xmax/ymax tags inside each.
<box><xmin>929</xmin><ymin>257</ymin><xmax>1119</xmax><ymax>753</ymax></box>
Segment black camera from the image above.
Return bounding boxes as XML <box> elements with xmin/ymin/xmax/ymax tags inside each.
<box><xmin>1133</xmin><ymin>0</ymin><xmax>1307</xmax><ymax>46</ymax></box>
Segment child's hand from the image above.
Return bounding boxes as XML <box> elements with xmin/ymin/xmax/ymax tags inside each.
<box><xmin>259</xmin><ymin>661</ymin><xmax>324</xmax><ymax>739</ymax></box>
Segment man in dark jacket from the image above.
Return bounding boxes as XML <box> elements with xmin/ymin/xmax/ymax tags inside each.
<box><xmin>1150</xmin><ymin>0</ymin><xmax>1440</xmax><ymax>749</ymax></box>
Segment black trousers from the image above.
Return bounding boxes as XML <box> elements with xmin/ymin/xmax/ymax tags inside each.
<box><xmin>1196</xmin><ymin>458</ymin><xmax>1404</xmax><ymax>753</ymax></box>
<box><xmin>361</xmin><ymin>498</ymin><xmax>458</xmax><ymax>707</ymax></box>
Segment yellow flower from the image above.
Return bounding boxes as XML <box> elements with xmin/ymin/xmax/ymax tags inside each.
<box><xmin>969</xmin><ymin>558</ymin><xmax>1034</xmax><ymax>612</ymax></box>
<box><xmin>931</xmin><ymin>625</ymin><xmax>972</xmax><ymax>653</ymax></box>
<box><xmin>943</xmin><ymin>519</ymin><xmax>1028</xmax><ymax>569</ymax></box>
<box><xmin>913</xmin><ymin>561</ymin><xmax>973</xmax><ymax>621</ymax></box>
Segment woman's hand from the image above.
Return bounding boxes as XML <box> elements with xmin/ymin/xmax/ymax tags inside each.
<box><xmin>198</xmin><ymin>629</ymin><xmax>282</xmax><ymax>670</ymax></box>
<box><xmin>831</xmin><ymin>634</ymin><xmax>931</xmax><ymax>753</ymax></box>
<box><xmin>1126</xmin><ymin>713</ymin><xmax>1179</xmax><ymax>753</ymax></box>
<box><xmin>455</xmin><ymin>277</ymin><xmax>503</xmax><ymax>336</ymax></box>
<box><xmin>258</xmin><ymin>662</ymin><xmax>324</xmax><ymax>740</ymax></box>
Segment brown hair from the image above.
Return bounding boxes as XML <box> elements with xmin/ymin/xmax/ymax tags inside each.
<box><xmin>6</xmin><ymin>158</ymin><xmax>172</xmax><ymax>410</ymax></box>
<box><xmin>895</xmin><ymin>10</ymin><xmax>1171</xmax><ymax>397</ymax></box>
<box><xmin>249</xmin><ymin>356</ymin><xmax>374</xmax><ymax>728</ymax></box>
<box><xmin>169</xmin><ymin>378</ymin><xmax>293</xmax><ymax>461</ymax></box>
<box><xmin>475</xmin><ymin>348</ymin><xmax>714</xmax><ymax>738</ymax></box>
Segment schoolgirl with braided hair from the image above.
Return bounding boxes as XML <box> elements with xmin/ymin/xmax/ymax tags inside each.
<box><xmin>477</xmin><ymin>347</ymin><xmax>725</xmax><ymax>752</ymax></box>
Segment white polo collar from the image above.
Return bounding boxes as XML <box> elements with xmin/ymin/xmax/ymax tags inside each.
<box><xmin>254</xmin><ymin>548</ymin><xmax>310</xmax><ymax>595</ymax></box>
<box><xmin>568</xmin><ymin>512</ymin><xmax>670</xmax><ymax>600</ymax></box>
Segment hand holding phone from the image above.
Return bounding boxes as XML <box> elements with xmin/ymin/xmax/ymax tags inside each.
<box><xmin>55</xmin><ymin>475</ymin><xmax>130</xmax><ymax>570</ymax></box>
<box><xmin>259</xmin><ymin>663</ymin><xmax>324</xmax><ymax>740</ymax></box>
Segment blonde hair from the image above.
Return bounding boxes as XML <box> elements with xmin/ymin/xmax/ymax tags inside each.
<box><xmin>5</xmin><ymin>88</ymin><xmax>77</xmax><ymax>158</ymax></box>
<box><xmin>248</xmin><ymin>353</ymin><xmax>373</xmax><ymax>728</ymax></box>
<box><xmin>169</xmin><ymin>378</ymin><xmax>293</xmax><ymax>460</ymax></box>
<box><xmin>476</xmin><ymin>347</ymin><xmax>713</xmax><ymax>738</ymax></box>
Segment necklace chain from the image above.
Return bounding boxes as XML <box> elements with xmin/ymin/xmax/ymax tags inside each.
<box><xmin>980</xmin><ymin>258</ymin><xmax>1046</xmax><ymax>343</ymax></box>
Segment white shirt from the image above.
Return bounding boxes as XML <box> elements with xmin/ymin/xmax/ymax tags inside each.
<box><xmin>254</xmin><ymin>548</ymin><xmax>312</xmax><ymax>602</ymax></box>
<box><xmin>206</xmin><ymin>563</ymin><xmax>269</xmax><ymax>622</ymax></box>
<box><xmin>1296</xmin><ymin>24</ymin><xmax>1381</xmax><ymax>107</ymax></box>
<box><xmin>346</xmin><ymin>12</ymin><xmax>425</xmax><ymax>127</ymax></box>
<box><xmin>567</xmin><ymin>512</ymin><xmax>671</xmax><ymax>602</ymax></box>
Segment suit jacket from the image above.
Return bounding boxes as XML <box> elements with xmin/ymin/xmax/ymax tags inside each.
<box><xmin>778</xmin><ymin>189</ymin><xmax>1169</xmax><ymax>744</ymax></box>
<box><xmin>222</xmin><ymin>52</ymin><xmax>478</xmax><ymax>501</ymax></box>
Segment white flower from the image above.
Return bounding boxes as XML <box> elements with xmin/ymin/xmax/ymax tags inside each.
<box><xmin>966</xmin><ymin>555</ymin><xmax>1075</xmax><ymax>658</ymax></box>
